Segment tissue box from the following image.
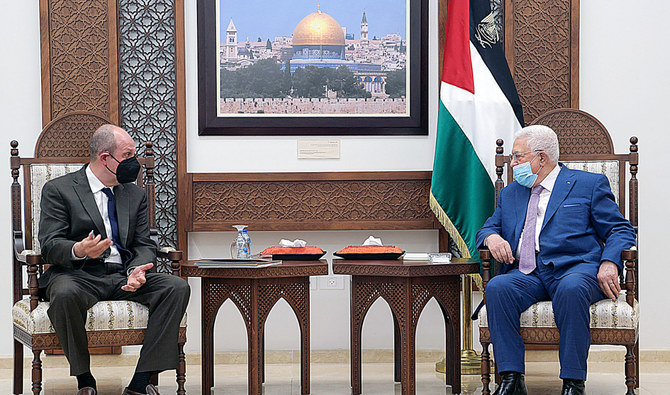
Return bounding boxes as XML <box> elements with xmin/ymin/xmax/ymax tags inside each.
<box><xmin>260</xmin><ymin>246</ymin><xmax>326</xmax><ymax>260</ymax></box>
<box><xmin>334</xmin><ymin>245</ymin><xmax>404</xmax><ymax>260</ymax></box>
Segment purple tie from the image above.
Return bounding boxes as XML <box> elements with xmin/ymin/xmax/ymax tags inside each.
<box><xmin>519</xmin><ymin>185</ymin><xmax>543</xmax><ymax>274</ymax></box>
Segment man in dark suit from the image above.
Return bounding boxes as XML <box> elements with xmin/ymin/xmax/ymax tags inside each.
<box><xmin>476</xmin><ymin>125</ymin><xmax>636</xmax><ymax>395</ymax></box>
<box><xmin>39</xmin><ymin>124</ymin><xmax>190</xmax><ymax>395</ymax></box>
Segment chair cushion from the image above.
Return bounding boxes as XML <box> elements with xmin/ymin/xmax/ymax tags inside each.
<box><xmin>479</xmin><ymin>292</ymin><xmax>639</xmax><ymax>329</ymax></box>
<box><xmin>12</xmin><ymin>298</ymin><xmax>187</xmax><ymax>335</ymax></box>
<box><xmin>30</xmin><ymin>163</ymin><xmax>85</xmax><ymax>254</ymax></box>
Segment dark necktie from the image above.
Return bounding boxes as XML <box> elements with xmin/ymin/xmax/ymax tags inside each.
<box><xmin>101</xmin><ymin>187</ymin><xmax>133</xmax><ymax>269</ymax></box>
<box><xmin>519</xmin><ymin>185</ymin><xmax>543</xmax><ymax>274</ymax></box>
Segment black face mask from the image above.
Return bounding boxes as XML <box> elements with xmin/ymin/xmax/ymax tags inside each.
<box><xmin>106</xmin><ymin>153</ymin><xmax>141</xmax><ymax>184</ymax></box>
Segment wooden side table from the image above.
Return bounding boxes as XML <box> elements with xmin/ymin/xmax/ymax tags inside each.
<box><xmin>182</xmin><ymin>260</ymin><xmax>328</xmax><ymax>395</ymax></box>
<box><xmin>333</xmin><ymin>258</ymin><xmax>479</xmax><ymax>395</ymax></box>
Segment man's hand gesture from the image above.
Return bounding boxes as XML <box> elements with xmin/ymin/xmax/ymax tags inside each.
<box><xmin>597</xmin><ymin>260</ymin><xmax>620</xmax><ymax>301</ymax></box>
<box><xmin>485</xmin><ymin>234</ymin><xmax>515</xmax><ymax>264</ymax></box>
<box><xmin>123</xmin><ymin>263</ymin><xmax>154</xmax><ymax>292</ymax></box>
<box><xmin>73</xmin><ymin>232</ymin><xmax>113</xmax><ymax>259</ymax></box>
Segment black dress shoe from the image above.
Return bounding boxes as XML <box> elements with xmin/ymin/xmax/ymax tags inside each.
<box><xmin>76</xmin><ymin>387</ymin><xmax>97</xmax><ymax>395</ymax></box>
<box><xmin>493</xmin><ymin>372</ymin><xmax>527</xmax><ymax>395</ymax></box>
<box><xmin>561</xmin><ymin>378</ymin><xmax>585</xmax><ymax>395</ymax></box>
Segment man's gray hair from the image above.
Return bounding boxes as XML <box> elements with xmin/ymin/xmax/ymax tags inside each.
<box><xmin>89</xmin><ymin>124</ymin><xmax>119</xmax><ymax>161</ymax></box>
<box><xmin>515</xmin><ymin>125</ymin><xmax>560</xmax><ymax>162</ymax></box>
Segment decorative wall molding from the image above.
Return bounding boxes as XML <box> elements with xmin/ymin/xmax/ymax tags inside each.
<box><xmin>39</xmin><ymin>0</ymin><xmax>119</xmax><ymax>125</ymax></box>
<box><xmin>504</xmin><ymin>0</ymin><xmax>579</xmax><ymax>122</ymax></box>
<box><xmin>186</xmin><ymin>172</ymin><xmax>438</xmax><ymax>232</ymax></box>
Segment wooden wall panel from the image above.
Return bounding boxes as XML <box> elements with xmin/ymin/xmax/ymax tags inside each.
<box><xmin>39</xmin><ymin>0</ymin><xmax>119</xmax><ymax>125</ymax></box>
<box><xmin>504</xmin><ymin>0</ymin><xmax>579</xmax><ymax>123</ymax></box>
<box><xmin>187</xmin><ymin>172</ymin><xmax>438</xmax><ymax>232</ymax></box>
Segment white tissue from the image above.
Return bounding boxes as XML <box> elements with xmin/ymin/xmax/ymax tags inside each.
<box><xmin>279</xmin><ymin>239</ymin><xmax>307</xmax><ymax>247</ymax></box>
<box><xmin>363</xmin><ymin>236</ymin><xmax>383</xmax><ymax>246</ymax></box>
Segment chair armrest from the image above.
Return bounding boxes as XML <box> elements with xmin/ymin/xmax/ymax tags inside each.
<box><xmin>479</xmin><ymin>248</ymin><xmax>494</xmax><ymax>292</ymax></box>
<box><xmin>622</xmin><ymin>246</ymin><xmax>637</xmax><ymax>307</ymax></box>
<box><xmin>158</xmin><ymin>246</ymin><xmax>183</xmax><ymax>275</ymax></box>
<box><xmin>621</xmin><ymin>246</ymin><xmax>637</xmax><ymax>261</ymax></box>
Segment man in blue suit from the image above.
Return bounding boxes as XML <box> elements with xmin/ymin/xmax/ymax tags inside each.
<box><xmin>476</xmin><ymin>125</ymin><xmax>636</xmax><ymax>395</ymax></box>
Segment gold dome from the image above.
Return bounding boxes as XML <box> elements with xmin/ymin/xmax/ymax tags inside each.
<box><xmin>292</xmin><ymin>10</ymin><xmax>345</xmax><ymax>46</ymax></box>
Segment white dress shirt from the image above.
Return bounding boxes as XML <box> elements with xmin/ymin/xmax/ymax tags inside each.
<box><xmin>516</xmin><ymin>164</ymin><xmax>561</xmax><ymax>258</ymax></box>
<box><xmin>71</xmin><ymin>166</ymin><xmax>122</xmax><ymax>263</ymax></box>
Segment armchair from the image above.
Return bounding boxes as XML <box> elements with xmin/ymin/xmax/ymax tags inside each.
<box><xmin>10</xmin><ymin>112</ymin><xmax>187</xmax><ymax>394</ymax></box>
<box><xmin>478</xmin><ymin>108</ymin><xmax>639</xmax><ymax>395</ymax></box>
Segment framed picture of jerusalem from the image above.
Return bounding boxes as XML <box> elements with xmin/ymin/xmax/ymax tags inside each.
<box><xmin>196</xmin><ymin>0</ymin><xmax>428</xmax><ymax>135</ymax></box>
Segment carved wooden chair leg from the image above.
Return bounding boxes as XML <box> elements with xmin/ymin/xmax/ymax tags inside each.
<box><xmin>31</xmin><ymin>350</ymin><xmax>42</xmax><ymax>395</ymax></box>
<box><xmin>13</xmin><ymin>340</ymin><xmax>23</xmax><ymax>395</ymax></box>
<box><xmin>177</xmin><ymin>342</ymin><xmax>186</xmax><ymax>395</ymax></box>
<box><xmin>625</xmin><ymin>344</ymin><xmax>636</xmax><ymax>395</ymax></box>
<box><xmin>635</xmin><ymin>341</ymin><xmax>640</xmax><ymax>389</ymax></box>
<box><xmin>481</xmin><ymin>341</ymin><xmax>491</xmax><ymax>395</ymax></box>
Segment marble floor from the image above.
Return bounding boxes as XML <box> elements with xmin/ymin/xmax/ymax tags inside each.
<box><xmin>2</xmin><ymin>360</ymin><xmax>668</xmax><ymax>394</ymax></box>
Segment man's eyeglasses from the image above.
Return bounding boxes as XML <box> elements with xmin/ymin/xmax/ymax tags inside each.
<box><xmin>509</xmin><ymin>150</ymin><xmax>543</xmax><ymax>162</ymax></box>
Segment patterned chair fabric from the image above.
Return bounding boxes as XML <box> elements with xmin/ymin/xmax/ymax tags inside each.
<box><xmin>478</xmin><ymin>292</ymin><xmax>639</xmax><ymax>330</ymax></box>
<box><xmin>29</xmin><ymin>164</ymin><xmax>85</xmax><ymax>253</ymax></box>
<box><xmin>13</xmin><ymin>299</ymin><xmax>187</xmax><ymax>335</ymax></box>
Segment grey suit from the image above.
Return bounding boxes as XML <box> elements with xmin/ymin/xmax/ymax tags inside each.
<box><xmin>38</xmin><ymin>166</ymin><xmax>189</xmax><ymax>376</ymax></box>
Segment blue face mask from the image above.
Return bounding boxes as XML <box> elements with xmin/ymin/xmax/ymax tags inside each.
<box><xmin>513</xmin><ymin>153</ymin><xmax>541</xmax><ymax>188</ymax></box>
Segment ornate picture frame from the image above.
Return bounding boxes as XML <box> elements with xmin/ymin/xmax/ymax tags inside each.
<box><xmin>196</xmin><ymin>0</ymin><xmax>428</xmax><ymax>135</ymax></box>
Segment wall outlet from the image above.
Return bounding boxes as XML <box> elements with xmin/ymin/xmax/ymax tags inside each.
<box><xmin>319</xmin><ymin>275</ymin><xmax>345</xmax><ymax>290</ymax></box>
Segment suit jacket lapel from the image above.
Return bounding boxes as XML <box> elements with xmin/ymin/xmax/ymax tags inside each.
<box><xmin>542</xmin><ymin>165</ymin><xmax>576</xmax><ymax>231</ymax></box>
<box><xmin>114</xmin><ymin>185</ymin><xmax>130</xmax><ymax>247</ymax></box>
<box><xmin>72</xmin><ymin>167</ymin><xmax>107</xmax><ymax>238</ymax></box>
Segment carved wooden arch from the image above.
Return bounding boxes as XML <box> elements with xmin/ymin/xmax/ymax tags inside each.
<box><xmin>410</xmin><ymin>293</ymin><xmax>454</xmax><ymax>329</ymax></box>
<box><xmin>356</xmin><ymin>293</ymin><xmax>404</xmax><ymax>330</ymax></box>
<box><xmin>202</xmin><ymin>283</ymin><xmax>254</xmax><ymax>333</ymax></box>
<box><xmin>257</xmin><ymin>283</ymin><xmax>309</xmax><ymax>328</ymax></box>
<box><xmin>531</xmin><ymin>108</ymin><xmax>615</xmax><ymax>156</ymax></box>
<box><xmin>35</xmin><ymin>111</ymin><xmax>111</xmax><ymax>159</ymax></box>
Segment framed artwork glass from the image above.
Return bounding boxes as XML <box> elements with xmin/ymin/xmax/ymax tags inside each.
<box><xmin>197</xmin><ymin>0</ymin><xmax>428</xmax><ymax>135</ymax></box>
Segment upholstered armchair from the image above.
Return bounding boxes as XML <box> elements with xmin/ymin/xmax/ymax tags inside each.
<box><xmin>10</xmin><ymin>112</ymin><xmax>187</xmax><ymax>395</ymax></box>
<box><xmin>477</xmin><ymin>109</ymin><xmax>639</xmax><ymax>395</ymax></box>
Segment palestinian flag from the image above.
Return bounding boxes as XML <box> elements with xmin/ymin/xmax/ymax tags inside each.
<box><xmin>430</xmin><ymin>0</ymin><xmax>524</xmax><ymax>259</ymax></box>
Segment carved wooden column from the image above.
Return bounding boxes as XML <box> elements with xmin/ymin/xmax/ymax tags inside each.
<box><xmin>504</xmin><ymin>0</ymin><xmax>580</xmax><ymax>121</ymax></box>
<box><xmin>39</xmin><ymin>0</ymin><xmax>119</xmax><ymax>125</ymax></box>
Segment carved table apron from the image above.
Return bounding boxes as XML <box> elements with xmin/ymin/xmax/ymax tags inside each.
<box><xmin>182</xmin><ymin>260</ymin><xmax>328</xmax><ymax>395</ymax></box>
<box><xmin>333</xmin><ymin>258</ymin><xmax>479</xmax><ymax>395</ymax></box>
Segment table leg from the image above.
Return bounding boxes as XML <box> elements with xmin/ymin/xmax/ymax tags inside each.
<box><xmin>350</xmin><ymin>278</ymin><xmax>362</xmax><ymax>395</ymax></box>
<box><xmin>438</xmin><ymin>302</ymin><xmax>452</xmax><ymax>387</ymax></box>
<box><xmin>300</xmin><ymin>280</ymin><xmax>311</xmax><ymax>394</ymax></box>
<box><xmin>393</xmin><ymin>314</ymin><xmax>401</xmax><ymax>382</ymax></box>
<box><xmin>401</xmin><ymin>310</ymin><xmax>416</xmax><ymax>394</ymax></box>
<box><xmin>261</xmin><ymin>335</ymin><xmax>265</xmax><ymax>384</ymax></box>
<box><xmin>249</xmin><ymin>281</ymin><xmax>261</xmax><ymax>395</ymax></box>
<box><xmin>450</xmin><ymin>299</ymin><xmax>461</xmax><ymax>394</ymax></box>
<box><xmin>201</xmin><ymin>281</ymin><xmax>215</xmax><ymax>395</ymax></box>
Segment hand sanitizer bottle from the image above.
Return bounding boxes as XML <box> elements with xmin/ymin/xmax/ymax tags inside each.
<box><xmin>231</xmin><ymin>225</ymin><xmax>249</xmax><ymax>259</ymax></box>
